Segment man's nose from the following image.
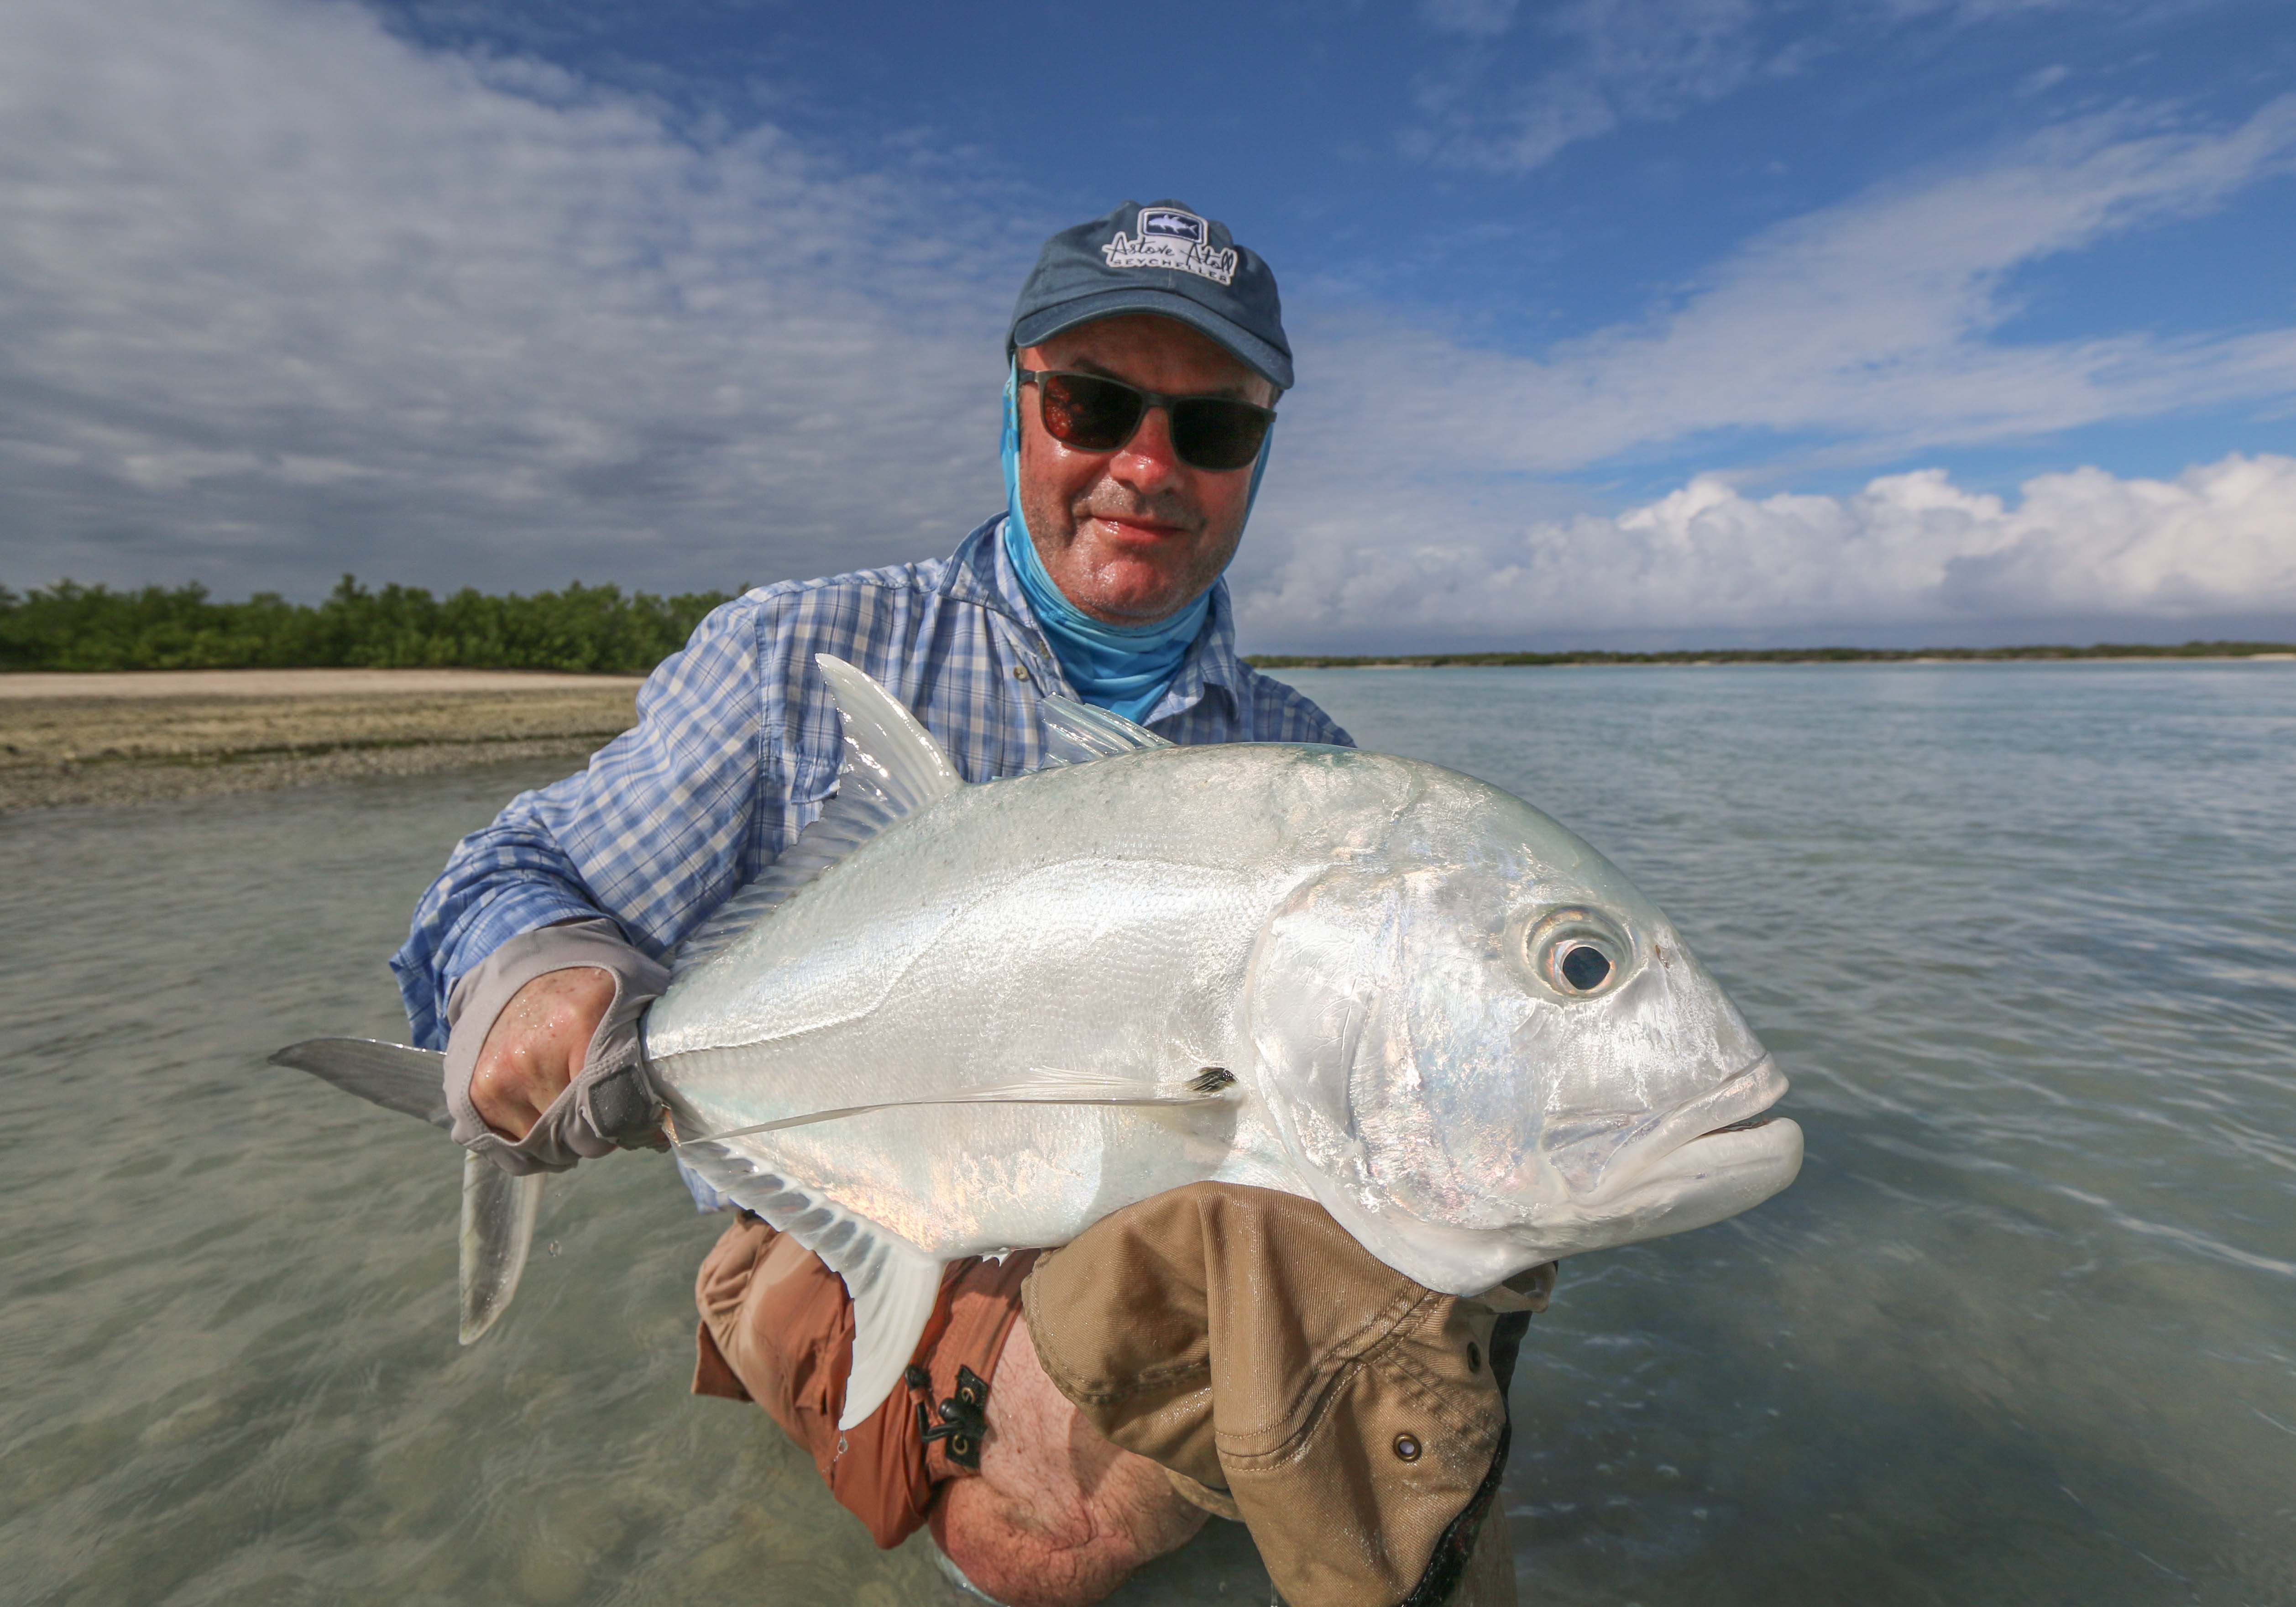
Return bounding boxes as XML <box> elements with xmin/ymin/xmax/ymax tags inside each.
<box><xmin>1109</xmin><ymin>403</ymin><xmax>1185</xmax><ymax>490</ymax></box>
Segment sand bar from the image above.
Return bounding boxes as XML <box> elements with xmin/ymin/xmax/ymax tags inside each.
<box><xmin>0</xmin><ymin>668</ymin><xmax>642</xmax><ymax>700</ymax></box>
<box><xmin>0</xmin><ymin>669</ymin><xmax>643</xmax><ymax>812</ymax></box>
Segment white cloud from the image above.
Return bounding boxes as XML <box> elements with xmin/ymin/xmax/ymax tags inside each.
<box><xmin>1880</xmin><ymin>0</ymin><xmax>2075</xmax><ymax>21</ymax></box>
<box><xmin>1420</xmin><ymin>0</ymin><xmax>1522</xmax><ymax>38</ymax></box>
<box><xmin>2</xmin><ymin>0</ymin><xmax>2288</xmax><ymax>653</ymax></box>
<box><xmin>0</xmin><ymin>0</ymin><xmax>1030</xmax><ymax>597</ymax></box>
<box><xmin>1412</xmin><ymin>0</ymin><xmax>1771</xmax><ymax>171</ymax></box>
<box><xmin>1243</xmin><ymin>103</ymin><xmax>2296</xmax><ymax>641</ymax></box>
<box><xmin>1409</xmin><ymin>0</ymin><xmax>2221</xmax><ymax>174</ymax></box>
<box><xmin>1280</xmin><ymin>99</ymin><xmax>2296</xmax><ymax>480</ymax></box>
<box><xmin>1235</xmin><ymin>452</ymin><xmax>2296</xmax><ymax>640</ymax></box>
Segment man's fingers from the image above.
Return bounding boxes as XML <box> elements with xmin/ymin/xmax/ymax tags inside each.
<box><xmin>469</xmin><ymin>967</ymin><xmax>616</xmax><ymax>1140</ymax></box>
<box><xmin>470</xmin><ymin>1047</ymin><xmax>556</xmax><ymax>1139</ymax></box>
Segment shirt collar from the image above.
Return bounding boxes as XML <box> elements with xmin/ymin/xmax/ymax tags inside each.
<box><xmin>941</xmin><ymin>517</ymin><xmax>1244</xmax><ymax>725</ymax></box>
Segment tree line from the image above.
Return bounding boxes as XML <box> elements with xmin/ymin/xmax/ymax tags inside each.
<box><xmin>8</xmin><ymin>578</ymin><xmax>2287</xmax><ymax>676</ymax></box>
<box><xmin>0</xmin><ymin>577</ymin><xmax>741</xmax><ymax>675</ymax></box>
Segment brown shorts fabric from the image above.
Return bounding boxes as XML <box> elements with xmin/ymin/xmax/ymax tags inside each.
<box><xmin>692</xmin><ymin>1214</ymin><xmax>1039</xmax><ymax>1550</ymax></box>
<box><xmin>1022</xmin><ymin>1183</ymin><xmax>1553</xmax><ymax>1607</ymax></box>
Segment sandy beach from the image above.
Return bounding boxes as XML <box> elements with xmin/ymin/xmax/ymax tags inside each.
<box><xmin>0</xmin><ymin>668</ymin><xmax>643</xmax><ymax>811</ymax></box>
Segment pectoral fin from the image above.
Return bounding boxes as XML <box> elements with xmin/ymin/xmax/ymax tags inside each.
<box><xmin>458</xmin><ymin>1152</ymin><xmax>543</xmax><ymax>1344</ymax></box>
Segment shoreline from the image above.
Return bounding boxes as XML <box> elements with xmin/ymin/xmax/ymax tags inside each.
<box><xmin>0</xmin><ymin>670</ymin><xmax>640</xmax><ymax>812</ymax></box>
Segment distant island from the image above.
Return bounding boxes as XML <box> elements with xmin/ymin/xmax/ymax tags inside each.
<box><xmin>0</xmin><ymin>577</ymin><xmax>734</xmax><ymax>675</ymax></box>
<box><xmin>1247</xmin><ymin>642</ymin><xmax>2296</xmax><ymax>669</ymax></box>
<box><xmin>4</xmin><ymin>579</ymin><xmax>2289</xmax><ymax>676</ymax></box>
<box><xmin>4</xmin><ymin>584</ymin><xmax>2289</xmax><ymax>814</ymax></box>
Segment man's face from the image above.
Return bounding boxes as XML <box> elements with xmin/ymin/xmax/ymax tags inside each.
<box><xmin>1015</xmin><ymin>313</ymin><xmax>1277</xmax><ymax>625</ymax></box>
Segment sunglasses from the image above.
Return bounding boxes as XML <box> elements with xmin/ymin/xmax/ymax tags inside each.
<box><xmin>1017</xmin><ymin>368</ymin><xmax>1275</xmax><ymax>473</ymax></box>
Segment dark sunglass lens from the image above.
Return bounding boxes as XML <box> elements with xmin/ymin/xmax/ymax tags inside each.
<box><xmin>1170</xmin><ymin>399</ymin><xmax>1272</xmax><ymax>472</ymax></box>
<box><xmin>1038</xmin><ymin>373</ymin><xmax>1144</xmax><ymax>451</ymax></box>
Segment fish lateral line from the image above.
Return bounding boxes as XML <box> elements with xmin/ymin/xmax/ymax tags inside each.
<box><xmin>676</xmin><ymin>1067</ymin><xmax>1239</xmax><ymax>1147</ymax></box>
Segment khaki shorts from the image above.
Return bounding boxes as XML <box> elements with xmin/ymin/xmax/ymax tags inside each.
<box><xmin>691</xmin><ymin>1213</ymin><xmax>1039</xmax><ymax>1549</ymax></box>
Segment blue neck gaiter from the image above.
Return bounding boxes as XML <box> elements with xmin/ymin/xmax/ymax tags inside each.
<box><xmin>1000</xmin><ymin>358</ymin><xmax>1271</xmax><ymax>724</ymax></box>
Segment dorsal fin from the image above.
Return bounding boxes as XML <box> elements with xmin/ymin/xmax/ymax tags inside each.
<box><xmin>1036</xmin><ymin>696</ymin><xmax>1174</xmax><ymax>768</ymax></box>
<box><xmin>672</xmin><ymin>656</ymin><xmax>965</xmax><ymax>975</ymax></box>
<box><xmin>816</xmin><ymin>654</ymin><xmax>966</xmax><ymax>810</ymax></box>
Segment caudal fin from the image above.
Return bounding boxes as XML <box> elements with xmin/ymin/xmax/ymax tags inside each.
<box><xmin>459</xmin><ymin>1152</ymin><xmax>543</xmax><ymax>1344</ymax></box>
<box><xmin>272</xmin><ymin>1038</ymin><xmax>538</xmax><ymax>1344</ymax></box>
<box><xmin>269</xmin><ymin>1037</ymin><xmax>450</xmax><ymax>1128</ymax></box>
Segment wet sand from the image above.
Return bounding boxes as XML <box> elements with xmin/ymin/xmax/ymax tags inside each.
<box><xmin>0</xmin><ymin>668</ymin><xmax>642</xmax><ymax>811</ymax></box>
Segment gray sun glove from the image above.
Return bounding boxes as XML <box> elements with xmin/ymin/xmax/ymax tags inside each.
<box><xmin>444</xmin><ymin>917</ymin><xmax>673</xmax><ymax>1177</ymax></box>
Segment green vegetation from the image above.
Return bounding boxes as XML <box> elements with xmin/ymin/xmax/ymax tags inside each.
<box><xmin>5</xmin><ymin>579</ymin><xmax>2288</xmax><ymax>676</ymax></box>
<box><xmin>1249</xmin><ymin>642</ymin><xmax>2296</xmax><ymax>669</ymax></box>
<box><xmin>0</xmin><ymin>577</ymin><xmax>739</xmax><ymax>675</ymax></box>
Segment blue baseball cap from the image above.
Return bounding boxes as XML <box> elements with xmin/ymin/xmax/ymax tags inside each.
<box><xmin>1008</xmin><ymin>199</ymin><xmax>1293</xmax><ymax>392</ymax></box>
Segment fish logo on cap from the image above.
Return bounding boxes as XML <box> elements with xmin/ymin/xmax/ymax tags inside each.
<box><xmin>1103</xmin><ymin>206</ymin><xmax>1237</xmax><ymax>285</ymax></box>
<box><xmin>1138</xmin><ymin>207</ymin><xmax>1206</xmax><ymax>244</ymax></box>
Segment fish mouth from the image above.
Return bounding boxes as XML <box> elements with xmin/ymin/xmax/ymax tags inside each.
<box><xmin>1590</xmin><ymin>1103</ymin><xmax>1804</xmax><ymax>1238</ymax></box>
<box><xmin>1672</xmin><ymin>1053</ymin><xmax>1787</xmax><ymax>1139</ymax></box>
<box><xmin>1572</xmin><ymin>1053</ymin><xmax>1789</xmax><ymax>1204</ymax></box>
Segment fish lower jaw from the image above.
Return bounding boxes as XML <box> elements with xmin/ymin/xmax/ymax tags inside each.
<box><xmin>1600</xmin><ymin>1116</ymin><xmax>1803</xmax><ymax>1231</ymax></box>
<box><xmin>1490</xmin><ymin>1118</ymin><xmax>1801</xmax><ymax>1263</ymax></box>
<box><xmin>1558</xmin><ymin>1053</ymin><xmax>1788</xmax><ymax>1206</ymax></box>
<box><xmin>1303</xmin><ymin>1114</ymin><xmax>1801</xmax><ymax>1289</ymax></box>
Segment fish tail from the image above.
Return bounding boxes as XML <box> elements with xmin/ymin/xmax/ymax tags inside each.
<box><xmin>459</xmin><ymin>1151</ymin><xmax>543</xmax><ymax>1344</ymax></box>
<box><xmin>269</xmin><ymin>1036</ymin><xmax>541</xmax><ymax>1344</ymax></box>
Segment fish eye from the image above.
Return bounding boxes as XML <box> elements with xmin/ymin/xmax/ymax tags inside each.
<box><xmin>1558</xmin><ymin>943</ymin><xmax>1612</xmax><ymax>991</ymax></box>
<box><xmin>1525</xmin><ymin>908</ymin><xmax>1630</xmax><ymax>998</ymax></box>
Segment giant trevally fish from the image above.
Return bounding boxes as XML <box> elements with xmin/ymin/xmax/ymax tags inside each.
<box><xmin>275</xmin><ymin>657</ymin><xmax>1801</xmax><ymax>1429</ymax></box>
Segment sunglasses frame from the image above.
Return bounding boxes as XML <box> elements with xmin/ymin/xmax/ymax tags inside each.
<box><xmin>1016</xmin><ymin>367</ymin><xmax>1276</xmax><ymax>472</ymax></box>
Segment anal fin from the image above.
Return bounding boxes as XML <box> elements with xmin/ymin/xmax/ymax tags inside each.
<box><xmin>676</xmin><ymin>1139</ymin><xmax>944</xmax><ymax>1430</ymax></box>
<box><xmin>837</xmin><ymin>1231</ymin><xmax>943</xmax><ymax>1433</ymax></box>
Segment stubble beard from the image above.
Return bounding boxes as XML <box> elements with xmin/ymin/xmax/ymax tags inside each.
<box><xmin>1021</xmin><ymin>480</ymin><xmax>1239</xmax><ymax>626</ymax></box>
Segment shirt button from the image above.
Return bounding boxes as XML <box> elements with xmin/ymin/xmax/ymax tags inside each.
<box><xmin>1013</xmin><ymin>665</ymin><xmax>1030</xmax><ymax>681</ymax></box>
<box><xmin>1393</xmin><ymin>1433</ymin><xmax>1422</xmax><ymax>1463</ymax></box>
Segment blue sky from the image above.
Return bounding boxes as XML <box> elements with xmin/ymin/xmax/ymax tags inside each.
<box><xmin>2</xmin><ymin>0</ymin><xmax>2291</xmax><ymax>647</ymax></box>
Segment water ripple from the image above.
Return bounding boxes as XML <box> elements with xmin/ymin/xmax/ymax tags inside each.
<box><xmin>6</xmin><ymin>666</ymin><xmax>2295</xmax><ymax>1604</ymax></box>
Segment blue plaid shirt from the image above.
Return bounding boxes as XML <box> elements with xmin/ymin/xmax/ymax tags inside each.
<box><xmin>392</xmin><ymin>517</ymin><xmax>1353</xmax><ymax>1047</ymax></box>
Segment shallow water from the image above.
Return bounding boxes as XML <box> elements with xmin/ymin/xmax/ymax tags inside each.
<box><xmin>3</xmin><ymin>663</ymin><xmax>2291</xmax><ymax>1605</ymax></box>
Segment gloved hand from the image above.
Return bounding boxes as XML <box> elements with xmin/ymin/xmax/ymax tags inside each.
<box><xmin>443</xmin><ymin>917</ymin><xmax>672</xmax><ymax>1175</ymax></box>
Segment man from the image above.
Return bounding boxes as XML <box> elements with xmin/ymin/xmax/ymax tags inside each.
<box><xmin>395</xmin><ymin>202</ymin><xmax>1528</xmax><ymax>1607</ymax></box>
